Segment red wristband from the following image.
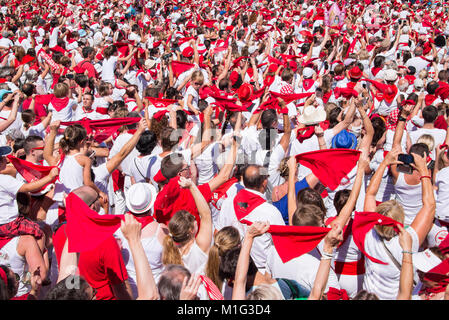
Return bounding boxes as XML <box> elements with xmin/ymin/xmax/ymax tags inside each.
<box><xmin>419</xmin><ymin>175</ymin><xmax>431</xmax><ymax>181</ymax></box>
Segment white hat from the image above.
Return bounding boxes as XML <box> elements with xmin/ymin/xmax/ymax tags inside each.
<box><xmin>414</xmin><ymin>78</ymin><xmax>424</xmax><ymax>88</ymax></box>
<box><xmin>145</xmin><ymin>59</ymin><xmax>156</xmax><ymax>69</ymax></box>
<box><xmin>125</xmin><ymin>183</ymin><xmax>157</xmax><ymax>214</ymax></box>
<box><xmin>298</xmin><ymin>106</ymin><xmax>327</xmax><ymax>126</ymax></box>
<box><xmin>413</xmin><ymin>249</ymin><xmax>442</xmax><ymax>272</ymax></box>
<box><xmin>303</xmin><ymin>67</ymin><xmax>315</xmax><ymax>79</ymax></box>
<box><xmin>402</xmin><ymin>26</ymin><xmax>409</xmax><ymax>33</ymax></box>
<box><xmin>384</xmin><ymin>69</ymin><xmax>398</xmax><ymax>81</ymax></box>
<box><xmin>293</xmin><ymin>15</ymin><xmax>300</xmax><ymax>21</ymax></box>
<box><xmin>248</xmin><ymin>45</ymin><xmax>257</xmax><ymax>55</ymax></box>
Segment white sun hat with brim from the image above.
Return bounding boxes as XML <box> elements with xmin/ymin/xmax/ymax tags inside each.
<box><xmin>298</xmin><ymin>106</ymin><xmax>327</xmax><ymax>126</ymax></box>
<box><xmin>125</xmin><ymin>183</ymin><xmax>157</xmax><ymax>215</ymax></box>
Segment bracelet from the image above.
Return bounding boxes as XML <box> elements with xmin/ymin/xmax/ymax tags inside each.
<box><xmin>419</xmin><ymin>175</ymin><xmax>431</xmax><ymax>181</ymax></box>
<box><xmin>316</xmin><ymin>134</ymin><xmax>324</xmax><ymax>138</ymax></box>
<box><xmin>321</xmin><ymin>251</ymin><xmax>334</xmax><ymax>260</ymax></box>
<box><xmin>402</xmin><ymin>250</ymin><xmax>414</xmax><ymax>255</ymax></box>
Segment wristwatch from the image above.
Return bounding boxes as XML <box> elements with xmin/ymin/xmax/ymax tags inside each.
<box><xmin>398</xmin><ymin>116</ymin><xmax>407</xmax><ymax>122</ymax></box>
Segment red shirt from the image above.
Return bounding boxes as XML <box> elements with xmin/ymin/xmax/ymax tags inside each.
<box><xmin>78</xmin><ymin>236</ymin><xmax>128</xmax><ymax>300</ymax></box>
<box><xmin>53</xmin><ymin>224</ymin><xmax>128</xmax><ymax>300</ymax></box>
<box><xmin>75</xmin><ymin>59</ymin><xmax>98</xmax><ymax>79</ymax></box>
<box><xmin>22</xmin><ymin>97</ymin><xmax>47</xmax><ymax>125</ymax></box>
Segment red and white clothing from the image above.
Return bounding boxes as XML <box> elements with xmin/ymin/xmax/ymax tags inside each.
<box><xmin>0</xmin><ymin>174</ymin><xmax>25</xmax><ymax>224</ymax></box>
<box><xmin>0</xmin><ymin>237</ymin><xmax>29</xmax><ymax>297</ymax></box>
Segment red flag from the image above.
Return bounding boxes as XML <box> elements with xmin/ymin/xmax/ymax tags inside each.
<box><xmin>171</xmin><ymin>60</ymin><xmax>195</xmax><ymax>78</ymax></box>
<box><xmin>7</xmin><ymin>155</ymin><xmax>58</xmax><ymax>192</ymax></box>
<box><xmin>295</xmin><ymin>149</ymin><xmax>361</xmax><ymax>190</ymax></box>
<box><xmin>60</xmin><ymin>117</ymin><xmax>141</xmax><ymax>143</ymax></box>
<box><xmin>352</xmin><ymin>211</ymin><xmax>403</xmax><ymax>265</ymax></box>
<box><xmin>241</xmin><ymin>220</ymin><xmax>330</xmax><ymax>263</ymax></box>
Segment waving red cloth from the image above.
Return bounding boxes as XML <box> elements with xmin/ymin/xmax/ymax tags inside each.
<box><xmin>145</xmin><ymin>97</ymin><xmax>178</xmax><ymax>108</ymax></box>
<box><xmin>352</xmin><ymin>211</ymin><xmax>403</xmax><ymax>265</ymax></box>
<box><xmin>436</xmin><ymin>83</ymin><xmax>449</xmax><ymax>100</ymax></box>
<box><xmin>65</xmin><ymin>193</ymin><xmax>154</xmax><ymax>253</ymax></box>
<box><xmin>233</xmin><ymin>189</ymin><xmax>266</xmax><ymax>221</ymax></box>
<box><xmin>7</xmin><ymin>155</ymin><xmax>57</xmax><ymax>192</ymax></box>
<box><xmin>241</xmin><ymin>220</ymin><xmax>330</xmax><ymax>263</ymax></box>
<box><xmin>327</xmin><ymin>287</ymin><xmax>350</xmax><ymax>300</ymax></box>
<box><xmin>269</xmin><ymin>91</ymin><xmax>314</xmax><ymax>104</ymax></box>
<box><xmin>34</xmin><ymin>94</ymin><xmax>69</xmax><ymax>112</ymax></box>
<box><xmin>171</xmin><ymin>61</ymin><xmax>195</xmax><ymax>78</ymax></box>
<box><xmin>153</xmin><ymin>176</ymin><xmax>212</xmax><ymax>227</ymax></box>
<box><xmin>334</xmin><ymin>86</ymin><xmax>359</xmax><ymax>100</ymax></box>
<box><xmin>362</xmin><ymin>79</ymin><xmax>398</xmax><ymax>104</ymax></box>
<box><xmin>296</xmin><ymin>126</ymin><xmax>315</xmax><ymax>143</ymax></box>
<box><xmin>60</xmin><ymin>117</ymin><xmax>140</xmax><ymax>143</ymax></box>
<box><xmin>212</xmin><ymin>95</ymin><xmax>246</xmax><ymax>112</ymax></box>
<box><xmin>295</xmin><ymin>149</ymin><xmax>361</xmax><ymax>191</ymax></box>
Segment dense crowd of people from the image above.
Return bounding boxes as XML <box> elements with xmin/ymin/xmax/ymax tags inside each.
<box><xmin>0</xmin><ymin>0</ymin><xmax>449</xmax><ymax>301</ymax></box>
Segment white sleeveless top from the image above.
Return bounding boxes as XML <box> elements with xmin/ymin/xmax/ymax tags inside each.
<box><xmin>114</xmin><ymin>223</ymin><xmax>164</xmax><ymax>299</ymax></box>
<box><xmin>0</xmin><ymin>237</ymin><xmax>30</xmax><ymax>297</ymax></box>
<box><xmin>53</xmin><ymin>153</ymin><xmax>84</xmax><ymax>202</ymax></box>
<box><xmin>182</xmin><ymin>241</ymin><xmax>208</xmax><ymax>275</ymax></box>
<box><xmin>394</xmin><ymin>172</ymin><xmax>422</xmax><ymax>225</ymax></box>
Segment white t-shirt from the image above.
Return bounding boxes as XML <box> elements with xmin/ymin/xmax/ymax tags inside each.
<box><xmin>101</xmin><ymin>56</ymin><xmax>118</xmax><ymax>84</ymax></box>
<box><xmin>0</xmin><ymin>174</ymin><xmax>24</xmax><ymax>224</ymax></box>
<box><xmin>408</xmin><ymin>127</ymin><xmax>446</xmax><ymax>160</ymax></box>
<box><xmin>109</xmin><ymin>133</ymin><xmax>139</xmax><ymax>177</ymax></box>
<box><xmin>362</xmin><ymin>226</ymin><xmax>419</xmax><ymax>300</ymax></box>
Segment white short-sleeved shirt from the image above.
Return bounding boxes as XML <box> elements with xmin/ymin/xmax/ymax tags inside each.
<box><xmin>266</xmin><ymin>247</ymin><xmax>341</xmax><ymax>294</ymax></box>
<box><xmin>408</xmin><ymin>127</ymin><xmax>446</xmax><ymax>160</ymax></box>
<box><xmin>0</xmin><ymin>174</ymin><xmax>24</xmax><ymax>224</ymax></box>
<box><xmin>109</xmin><ymin>133</ymin><xmax>139</xmax><ymax>177</ymax></box>
<box><xmin>435</xmin><ymin>167</ymin><xmax>449</xmax><ymax>221</ymax></box>
<box><xmin>101</xmin><ymin>56</ymin><xmax>118</xmax><ymax>84</ymax></box>
<box><xmin>362</xmin><ymin>226</ymin><xmax>419</xmax><ymax>300</ymax></box>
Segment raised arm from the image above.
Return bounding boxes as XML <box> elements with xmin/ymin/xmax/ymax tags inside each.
<box><xmin>120</xmin><ymin>213</ymin><xmax>159</xmax><ymax>300</ymax></box>
<box><xmin>396</xmin><ymin>224</ymin><xmax>414</xmax><ymax>300</ymax></box>
<box><xmin>232</xmin><ymin>221</ymin><xmax>270</xmax><ymax>300</ymax></box>
<box><xmin>409</xmin><ymin>152</ymin><xmax>436</xmax><ymax>245</ymax></box>
<box><xmin>179</xmin><ymin>177</ymin><xmax>212</xmax><ymax>254</ymax></box>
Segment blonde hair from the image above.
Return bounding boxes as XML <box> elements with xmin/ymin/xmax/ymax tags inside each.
<box><xmin>419</xmin><ymin>69</ymin><xmax>428</xmax><ymax>80</ymax></box>
<box><xmin>278</xmin><ymin>157</ymin><xmax>291</xmax><ymax>179</ymax></box>
<box><xmin>53</xmin><ymin>83</ymin><xmax>69</xmax><ymax>98</ymax></box>
<box><xmin>358</xmin><ymin>49</ymin><xmax>370</xmax><ymax>61</ymax></box>
<box><xmin>437</xmin><ymin>150</ymin><xmax>449</xmax><ymax>171</ymax></box>
<box><xmin>162</xmin><ymin>210</ymin><xmax>196</xmax><ymax>266</ymax></box>
<box><xmin>374</xmin><ymin>200</ymin><xmax>405</xmax><ymax>240</ymax></box>
<box><xmin>205</xmin><ymin>226</ymin><xmax>241</xmax><ymax>290</ymax></box>
<box><xmin>417</xmin><ymin>134</ymin><xmax>435</xmax><ymax>153</ymax></box>
<box><xmin>191</xmin><ymin>71</ymin><xmax>204</xmax><ymax>85</ymax></box>
<box><xmin>246</xmin><ymin>284</ymin><xmax>284</xmax><ymax>300</ymax></box>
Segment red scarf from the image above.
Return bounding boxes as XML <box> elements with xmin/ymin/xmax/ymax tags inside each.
<box><xmin>233</xmin><ymin>189</ymin><xmax>266</xmax><ymax>221</ymax></box>
<box><xmin>7</xmin><ymin>155</ymin><xmax>58</xmax><ymax>192</ymax></box>
<box><xmin>60</xmin><ymin>117</ymin><xmax>141</xmax><ymax>143</ymax></box>
<box><xmin>419</xmin><ymin>259</ymin><xmax>449</xmax><ymax>297</ymax></box>
<box><xmin>210</xmin><ymin>177</ymin><xmax>238</xmax><ymax>209</ymax></box>
<box><xmin>295</xmin><ymin>149</ymin><xmax>361</xmax><ymax>191</ymax></box>
<box><xmin>327</xmin><ymin>287</ymin><xmax>350</xmax><ymax>300</ymax></box>
<box><xmin>296</xmin><ymin>126</ymin><xmax>316</xmax><ymax>143</ymax></box>
<box><xmin>145</xmin><ymin>97</ymin><xmax>178</xmax><ymax>108</ymax></box>
<box><xmin>363</xmin><ymin>79</ymin><xmax>398</xmax><ymax>104</ymax></box>
<box><xmin>199</xmin><ymin>275</ymin><xmax>224</xmax><ymax>300</ymax></box>
<box><xmin>34</xmin><ymin>94</ymin><xmax>69</xmax><ymax>112</ymax></box>
<box><xmin>425</xmin><ymin>94</ymin><xmax>438</xmax><ymax>106</ymax></box>
<box><xmin>352</xmin><ymin>211</ymin><xmax>403</xmax><ymax>265</ymax></box>
<box><xmin>171</xmin><ymin>61</ymin><xmax>195</xmax><ymax>78</ymax></box>
<box><xmin>65</xmin><ymin>192</ymin><xmax>154</xmax><ymax>252</ymax></box>
<box><xmin>302</xmin><ymin>79</ymin><xmax>315</xmax><ymax>91</ymax></box>
<box><xmin>270</xmin><ymin>91</ymin><xmax>314</xmax><ymax>104</ymax></box>
<box><xmin>371</xmin><ymin>67</ymin><xmax>382</xmax><ymax>76</ymax></box>
<box><xmin>241</xmin><ymin>220</ymin><xmax>330</xmax><ymax>263</ymax></box>
<box><xmin>153</xmin><ymin>176</ymin><xmax>212</xmax><ymax>227</ymax></box>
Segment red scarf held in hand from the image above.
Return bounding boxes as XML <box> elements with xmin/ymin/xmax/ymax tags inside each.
<box><xmin>7</xmin><ymin>155</ymin><xmax>58</xmax><ymax>192</ymax></box>
<box><xmin>269</xmin><ymin>91</ymin><xmax>314</xmax><ymax>104</ymax></box>
<box><xmin>241</xmin><ymin>220</ymin><xmax>330</xmax><ymax>263</ymax></box>
<box><xmin>171</xmin><ymin>60</ymin><xmax>195</xmax><ymax>78</ymax></box>
<box><xmin>295</xmin><ymin>149</ymin><xmax>361</xmax><ymax>191</ymax></box>
<box><xmin>145</xmin><ymin>97</ymin><xmax>178</xmax><ymax>108</ymax></box>
<box><xmin>153</xmin><ymin>176</ymin><xmax>212</xmax><ymax>227</ymax></box>
<box><xmin>351</xmin><ymin>211</ymin><xmax>403</xmax><ymax>265</ymax></box>
<box><xmin>65</xmin><ymin>192</ymin><xmax>154</xmax><ymax>253</ymax></box>
<box><xmin>296</xmin><ymin>126</ymin><xmax>316</xmax><ymax>143</ymax></box>
<box><xmin>60</xmin><ymin>117</ymin><xmax>141</xmax><ymax>143</ymax></box>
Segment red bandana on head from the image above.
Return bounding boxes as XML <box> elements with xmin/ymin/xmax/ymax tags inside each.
<box><xmin>351</xmin><ymin>211</ymin><xmax>403</xmax><ymax>265</ymax></box>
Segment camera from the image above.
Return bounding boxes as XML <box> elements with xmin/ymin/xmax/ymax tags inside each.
<box><xmin>162</xmin><ymin>53</ymin><xmax>171</xmax><ymax>60</ymax></box>
<box><xmin>397</xmin><ymin>153</ymin><xmax>414</xmax><ymax>174</ymax></box>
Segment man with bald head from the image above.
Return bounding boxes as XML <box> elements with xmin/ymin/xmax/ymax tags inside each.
<box><xmin>53</xmin><ymin>186</ymin><xmax>133</xmax><ymax>300</ymax></box>
<box><xmin>220</xmin><ymin>164</ymin><xmax>285</xmax><ymax>273</ymax></box>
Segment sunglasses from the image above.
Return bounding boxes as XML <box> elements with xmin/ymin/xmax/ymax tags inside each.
<box><xmin>88</xmin><ymin>192</ymin><xmax>100</xmax><ymax>207</ymax></box>
<box><xmin>31</xmin><ymin>146</ymin><xmax>44</xmax><ymax>150</ymax></box>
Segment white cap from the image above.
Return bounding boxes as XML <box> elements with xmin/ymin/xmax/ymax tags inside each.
<box><xmin>413</xmin><ymin>249</ymin><xmax>442</xmax><ymax>272</ymax></box>
<box><xmin>384</xmin><ymin>69</ymin><xmax>398</xmax><ymax>81</ymax></box>
<box><xmin>303</xmin><ymin>67</ymin><xmax>315</xmax><ymax>79</ymax></box>
<box><xmin>414</xmin><ymin>78</ymin><xmax>424</xmax><ymax>88</ymax></box>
